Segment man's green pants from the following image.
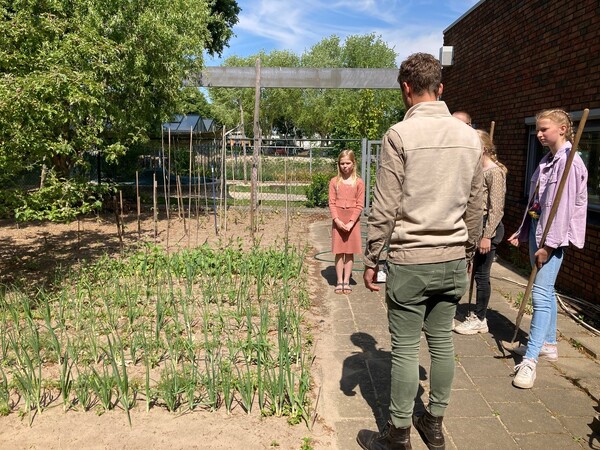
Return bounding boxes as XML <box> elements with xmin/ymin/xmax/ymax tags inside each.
<box><xmin>386</xmin><ymin>258</ymin><xmax>468</xmax><ymax>427</ymax></box>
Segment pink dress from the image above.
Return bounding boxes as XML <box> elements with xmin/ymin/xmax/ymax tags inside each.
<box><xmin>328</xmin><ymin>177</ymin><xmax>365</xmax><ymax>254</ymax></box>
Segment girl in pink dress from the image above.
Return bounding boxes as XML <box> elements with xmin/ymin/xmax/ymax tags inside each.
<box><xmin>329</xmin><ymin>149</ymin><xmax>365</xmax><ymax>294</ymax></box>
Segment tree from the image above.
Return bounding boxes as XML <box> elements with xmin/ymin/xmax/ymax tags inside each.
<box><xmin>0</xmin><ymin>0</ymin><xmax>239</xmax><ymax>184</ymax></box>
<box><xmin>300</xmin><ymin>33</ymin><xmax>404</xmax><ymax>141</ymax></box>
<box><xmin>208</xmin><ymin>34</ymin><xmax>404</xmax><ymax>142</ymax></box>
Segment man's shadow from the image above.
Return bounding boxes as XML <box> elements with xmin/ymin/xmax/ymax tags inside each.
<box><xmin>340</xmin><ymin>332</ymin><xmax>426</xmax><ymax>430</ymax></box>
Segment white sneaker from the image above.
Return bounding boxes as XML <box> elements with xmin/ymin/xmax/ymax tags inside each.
<box><xmin>453</xmin><ymin>313</ymin><xmax>489</xmax><ymax>335</ymax></box>
<box><xmin>513</xmin><ymin>344</ymin><xmax>558</xmax><ymax>361</ymax></box>
<box><xmin>513</xmin><ymin>358</ymin><xmax>537</xmax><ymax>389</ymax></box>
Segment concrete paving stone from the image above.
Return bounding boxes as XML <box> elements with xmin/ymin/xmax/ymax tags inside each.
<box><xmin>335</xmin><ymin>419</ymin><xmax>371</xmax><ymax>450</ymax></box>
<box><xmin>334</xmin><ymin>335</ymin><xmax>367</xmax><ymax>353</ymax></box>
<box><xmin>558</xmin><ymin>416</ymin><xmax>599</xmax><ymax>446</ymax></box>
<box><xmin>574</xmin><ymin>377</ymin><xmax>600</xmax><ymax>401</ymax></box>
<box><xmin>451</xmin><ymin>366</ymin><xmax>476</xmax><ymax>390</ymax></box>
<box><xmin>457</xmin><ymin>355</ymin><xmax>515</xmax><ymax>378</ymax></box>
<box><xmin>445</xmin><ymin>389</ymin><xmax>493</xmax><ymax>418</ymax></box>
<box><xmin>567</xmin><ymin>335</ymin><xmax>600</xmax><ymax>359</ymax></box>
<box><xmin>453</xmin><ymin>334</ymin><xmax>497</xmax><ymax>357</ymax></box>
<box><xmin>332</xmin><ymin>318</ymin><xmax>358</xmax><ymax>334</ymax></box>
<box><xmin>330</xmin><ymin>349</ymin><xmax>363</xmax><ymax>365</ymax></box>
<box><xmin>528</xmin><ymin>367</ymin><xmax>580</xmax><ymax>390</ymax></box>
<box><xmin>332</xmin><ymin>387</ymin><xmax>380</xmax><ymax>419</ymax></box>
<box><xmin>512</xmin><ymin>432</ymin><xmax>584</xmax><ymax>449</ymax></box>
<box><xmin>558</xmin><ymin>318</ymin><xmax>595</xmax><ymax>338</ymax></box>
<box><xmin>493</xmin><ymin>401</ymin><xmax>564</xmax><ymax>434</ymax></box>
<box><xmin>535</xmin><ymin>388</ymin><xmax>598</xmax><ymax>417</ymax></box>
<box><xmin>556</xmin><ymin>340</ymin><xmax>591</xmax><ymax>359</ymax></box>
<box><xmin>444</xmin><ymin>416</ymin><xmax>520</xmax><ymax>449</ymax></box>
<box><xmin>550</xmin><ymin>357</ymin><xmax>600</xmax><ymax>385</ymax></box>
<box><xmin>476</xmin><ymin>377</ymin><xmax>539</xmax><ymax>403</ymax></box>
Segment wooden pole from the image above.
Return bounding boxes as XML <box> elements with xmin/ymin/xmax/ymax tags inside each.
<box><xmin>251</xmin><ymin>58</ymin><xmax>261</xmax><ymax>238</ymax></box>
<box><xmin>119</xmin><ymin>190</ymin><xmax>125</xmax><ymax>237</ymax></box>
<box><xmin>136</xmin><ymin>170</ymin><xmax>141</xmax><ymax>238</ymax></box>
<box><xmin>221</xmin><ymin>126</ymin><xmax>228</xmax><ymax>231</ymax></box>
<box><xmin>188</xmin><ymin>127</ymin><xmax>193</xmax><ymax>247</ymax></box>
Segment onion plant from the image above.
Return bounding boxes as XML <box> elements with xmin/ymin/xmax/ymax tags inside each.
<box><xmin>0</xmin><ymin>237</ymin><xmax>313</xmax><ymax>425</ymax></box>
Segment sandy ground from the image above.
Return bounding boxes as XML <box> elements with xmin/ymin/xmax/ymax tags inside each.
<box><xmin>0</xmin><ymin>208</ymin><xmax>336</xmax><ymax>450</ymax></box>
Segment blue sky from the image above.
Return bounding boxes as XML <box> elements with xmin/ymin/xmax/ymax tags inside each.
<box><xmin>206</xmin><ymin>0</ymin><xmax>481</xmax><ymax>66</ymax></box>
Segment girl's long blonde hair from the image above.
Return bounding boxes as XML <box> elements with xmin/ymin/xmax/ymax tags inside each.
<box><xmin>477</xmin><ymin>130</ymin><xmax>508</xmax><ymax>174</ymax></box>
<box><xmin>336</xmin><ymin>149</ymin><xmax>358</xmax><ymax>185</ymax></box>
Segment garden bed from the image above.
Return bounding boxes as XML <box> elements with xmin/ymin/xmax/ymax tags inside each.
<box><xmin>0</xmin><ymin>209</ymin><xmax>334</xmax><ymax>449</ymax></box>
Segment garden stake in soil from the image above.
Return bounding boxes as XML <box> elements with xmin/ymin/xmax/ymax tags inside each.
<box><xmin>501</xmin><ymin>108</ymin><xmax>589</xmax><ymax>352</ymax></box>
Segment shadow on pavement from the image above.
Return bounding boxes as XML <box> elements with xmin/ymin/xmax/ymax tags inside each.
<box><xmin>340</xmin><ymin>332</ymin><xmax>426</xmax><ymax>430</ymax></box>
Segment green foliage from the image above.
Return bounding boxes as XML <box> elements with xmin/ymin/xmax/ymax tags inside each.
<box><xmin>305</xmin><ymin>173</ymin><xmax>333</xmax><ymax>208</ymax></box>
<box><xmin>0</xmin><ymin>0</ymin><xmax>238</xmax><ymax>183</ymax></box>
<box><xmin>0</xmin><ymin>189</ymin><xmax>21</xmax><ymax>220</ymax></box>
<box><xmin>209</xmin><ymin>33</ymin><xmax>405</xmax><ymax>140</ymax></box>
<box><xmin>13</xmin><ymin>172</ymin><xmax>115</xmax><ymax>223</ymax></box>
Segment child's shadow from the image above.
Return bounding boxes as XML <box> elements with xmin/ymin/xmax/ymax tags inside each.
<box><xmin>340</xmin><ymin>332</ymin><xmax>426</xmax><ymax>430</ymax></box>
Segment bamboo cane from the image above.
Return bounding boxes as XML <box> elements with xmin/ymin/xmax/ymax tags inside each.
<box><xmin>502</xmin><ymin>108</ymin><xmax>589</xmax><ymax>351</ymax></box>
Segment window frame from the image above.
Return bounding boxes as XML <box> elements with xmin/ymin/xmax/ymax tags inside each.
<box><xmin>525</xmin><ymin>108</ymin><xmax>600</xmax><ymax>213</ymax></box>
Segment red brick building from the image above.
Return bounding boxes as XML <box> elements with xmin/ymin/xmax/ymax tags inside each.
<box><xmin>441</xmin><ymin>0</ymin><xmax>599</xmax><ymax>303</ymax></box>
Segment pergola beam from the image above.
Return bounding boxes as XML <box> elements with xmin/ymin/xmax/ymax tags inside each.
<box><xmin>188</xmin><ymin>67</ymin><xmax>400</xmax><ymax>89</ymax></box>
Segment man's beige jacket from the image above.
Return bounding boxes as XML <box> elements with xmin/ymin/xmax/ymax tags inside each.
<box><xmin>364</xmin><ymin>101</ymin><xmax>483</xmax><ymax>268</ymax></box>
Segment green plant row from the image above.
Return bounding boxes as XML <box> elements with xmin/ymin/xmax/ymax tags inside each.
<box><xmin>0</xmin><ymin>241</ymin><xmax>313</xmax><ymax>426</ymax></box>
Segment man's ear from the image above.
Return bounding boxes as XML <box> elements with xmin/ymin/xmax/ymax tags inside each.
<box><xmin>437</xmin><ymin>83</ymin><xmax>444</xmax><ymax>98</ymax></box>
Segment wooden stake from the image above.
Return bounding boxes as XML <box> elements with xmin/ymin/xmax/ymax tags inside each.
<box><xmin>188</xmin><ymin>127</ymin><xmax>193</xmax><ymax>247</ymax></box>
<box><xmin>153</xmin><ymin>173</ymin><xmax>158</xmax><ymax>244</ymax></box>
<box><xmin>136</xmin><ymin>170</ymin><xmax>141</xmax><ymax>238</ymax></box>
<box><xmin>119</xmin><ymin>190</ymin><xmax>125</xmax><ymax>237</ymax></box>
<box><xmin>251</xmin><ymin>57</ymin><xmax>261</xmax><ymax>238</ymax></box>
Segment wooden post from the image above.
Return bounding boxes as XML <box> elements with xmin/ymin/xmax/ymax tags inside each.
<box><xmin>251</xmin><ymin>58</ymin><xmax>261</xmax><ymax>237</ymax></box>
<box><xmin>153</xmin><ymin>173</ymin><xmax>158</xmax><ymax>243</ymax></box>
<box><xmin>221</xmin><ymin>126</ymin><xmax>228</xmax><ymax>231</ymax></box>
<box><xmin>188</xmin><ymin>127</ymin><xmax>193</xmax><ymax>247</ymax></box>
<box><xmin>136</xmin><ymin>170</ymin><xmax>141</xmax><ymax>238</ymax></box>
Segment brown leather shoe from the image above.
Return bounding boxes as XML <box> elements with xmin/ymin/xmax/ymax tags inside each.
<box><xmin>413</xmin><ymin>410</ymin><xmax>445</xmax><ymax>449</ymax></box>
<box><xmin>356</xmin><ymin>421</ymin><xmax>412</xmax><ymax>450</ymax></box>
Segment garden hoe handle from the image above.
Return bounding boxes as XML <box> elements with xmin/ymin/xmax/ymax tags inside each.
<box><xmin>507</xmin><ymin>108</ymin><xmax>589</xmax><ymax>345</ymax></box>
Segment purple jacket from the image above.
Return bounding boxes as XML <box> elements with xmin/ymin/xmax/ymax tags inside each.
<box><xmin>515</xmin><ymin>142</ymin><xmax>588</xmax><ymax>249</ymax></box>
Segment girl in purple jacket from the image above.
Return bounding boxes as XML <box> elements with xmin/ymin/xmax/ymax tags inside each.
<box><xmin>507</xmin><ymin>109</ymin><xmax>588</xmax><ymax>389</ymax></box>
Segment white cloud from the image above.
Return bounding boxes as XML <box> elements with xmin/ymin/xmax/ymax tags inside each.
<box><xmin>212</xmin><ymin>0</ymin><xmax>480</xmax><ymax>64</ymax></box>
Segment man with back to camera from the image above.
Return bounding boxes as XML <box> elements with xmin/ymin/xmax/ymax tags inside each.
<box><xmin>357</xmin><ymin>53</ymin><xmax>483</xmax><ymax>450</ymax></box>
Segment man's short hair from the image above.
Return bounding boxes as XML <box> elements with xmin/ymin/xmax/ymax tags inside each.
<box><xmin>397</xmin><ymin>53</ymin><xmax>442</xmax><ymax>97</ymax></box>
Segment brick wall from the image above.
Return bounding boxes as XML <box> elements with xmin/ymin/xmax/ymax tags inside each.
<box><xmin>441</xmin><ymin>0</ymin><xmax>600</xmax><ymax>303</ymax></box>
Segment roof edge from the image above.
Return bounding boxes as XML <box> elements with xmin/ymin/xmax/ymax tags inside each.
<box><xmin>443</xmin><ymin>0</ymin><xmax>488</xmax><ymax>34</ymax></box>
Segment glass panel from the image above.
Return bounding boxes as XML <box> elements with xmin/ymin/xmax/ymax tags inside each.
<box><xmin>527</xmin><ymin>120</ymin><xmax>600</xmax><ymax>212</ymax></box>
<box><xmin>578</xmin><ymin>128</ymin><xmax>600</xmax><ymax>211</ymax></box>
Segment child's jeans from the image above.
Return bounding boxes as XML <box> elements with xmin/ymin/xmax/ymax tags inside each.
<box><xmin>525</xmin><ymin>220</ymin><xmax>564</xmax><ymax>361</ymax></box>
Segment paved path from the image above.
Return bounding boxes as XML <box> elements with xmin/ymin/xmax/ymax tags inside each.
<box><xmin>310</xmin><ymin>220</ymin><xmax>600</xmax><ymax>450</ymax></box>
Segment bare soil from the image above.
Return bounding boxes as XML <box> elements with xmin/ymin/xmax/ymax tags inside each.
<box><xmin>0</xmin><ymin>208</ymin><xmax>336</xmax><ymax>450</ymax></box>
